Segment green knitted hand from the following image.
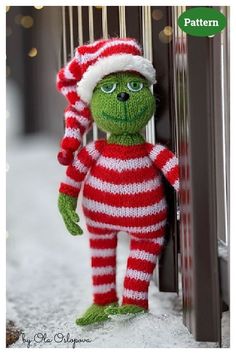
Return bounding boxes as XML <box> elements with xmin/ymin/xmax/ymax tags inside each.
<box><xmin>58</xmin><ymin>193</ymin><xmax>83</xmax><ymax>236</ymax></box>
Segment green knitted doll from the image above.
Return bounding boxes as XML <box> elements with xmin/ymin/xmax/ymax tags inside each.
<box><xmin>57</xmin><ymin>38</ymin><xmax>179</xmax><ymax>326</ymax></box>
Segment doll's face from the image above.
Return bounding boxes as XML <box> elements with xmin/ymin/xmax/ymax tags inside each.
<box><xmin>90</xmin><ymin>72</ymin><xmax>155</xmax><ymax>134</ymax></box>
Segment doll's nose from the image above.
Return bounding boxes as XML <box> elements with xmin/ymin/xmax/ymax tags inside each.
<box><xmin>117</xmin><ymin>92</ymin><xmax>130</xmax><ymax>102</ymax></box>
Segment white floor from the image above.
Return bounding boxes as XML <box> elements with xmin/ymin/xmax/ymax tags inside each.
<box><xmin>6</xmin><ymin>136</ymin><xmax>230</xmax><ymax>348</ymax></box>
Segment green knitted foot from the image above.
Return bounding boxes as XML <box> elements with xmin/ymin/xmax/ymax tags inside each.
<box><xmin>75</xmin><ymin>303</ymin><xmax>118</xmax><ymax>326</ymax></box>
<box><xmin>105</xmin><ymin>304</ymin><xmax>146</xmax><ymax>316</ymax></box>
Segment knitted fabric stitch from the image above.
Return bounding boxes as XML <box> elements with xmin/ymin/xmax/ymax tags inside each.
<box><xmin>56</xmin><ymin>38</ymin><xmax>156</xmax><ymax>165</ymax></box>
<box><xmin>76</xmin><ymin>303</ymin><xmax>118</xmax><ymax>326</ymax></box>
<box><xmin>91</xmin><ymin>72</ymin><xmax>155</xmax><ymax>136</ymax></box>
<box><xmin>59</xmin><ymin>140</ymin><xmax>179</xmax><ymax>309</ymax></box>
<box><xmin>57</xmin><ymin>104</ymin><xmax>92</xmax><ymax>165</ymax></box>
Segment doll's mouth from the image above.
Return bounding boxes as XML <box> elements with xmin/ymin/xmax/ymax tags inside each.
<box><xmin>101</xmin><ymin>106</ymin><xmax>147</xmax><ymax>123</ymax></box>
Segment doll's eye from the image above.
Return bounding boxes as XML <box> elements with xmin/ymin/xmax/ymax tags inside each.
<box><xmin>100</xmin><ymin>83</ymin><xmax>117</xmax><ymax>93</ymax></box>
<box><xmin>127</xmin><ymin>81</ymin><xmax>144</xmax><ymax>92</ymax></box>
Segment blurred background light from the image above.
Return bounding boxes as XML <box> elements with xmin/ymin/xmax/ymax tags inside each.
<box><xmin>159</xmin><ymin>30</ymin><xmax>172</xmax><ymax>43</ymax></box>
<box><xmin>14</xmin><ymin>14</ymin><xmax>23</xmax><ymax>25</ymax></box>
<box><xmin>163</xmin><ymin>26</ymin><xmax>173</xmax><ymax>36</ymax></box>
<box><xmin>6</xmin><ymin>6</ymin><xmax>10</xmax><ymax>13</ymax></box>
<box><xmin>6</xmin><ymin>163</ymin><xmax>10</xmax><ymax>172</ymax></box>
<box><xmin>34</xmin><ymin>6</ymin><xmax>44</xmax><ymax>10</ymax></box>
<box><xmin>20</xmin><ymin>16</ymin><xmax>34</xmax><ymax>29</ymax></box>
<box><xmin>152</xmin><ymin>9</ymin><xmax>163</xmax><ymax>21</ymax></box>
<box><xmin>28</xmin><ymin>47</ymin><xmax>38</xmax><ymax>58</ymax></box>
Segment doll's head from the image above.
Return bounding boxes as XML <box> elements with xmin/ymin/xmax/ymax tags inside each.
<box><xmin>56</xmin><ymin>38</ymin><xmax>156</xmax><ymax>165</ymax></box>
<box><xmin>90</xmin><ymin>71</ymin><xmax>155</xmax><ymax>135</ymax></box>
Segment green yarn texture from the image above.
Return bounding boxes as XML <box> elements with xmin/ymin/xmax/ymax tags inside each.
<box><xmin>91</xmin><ymin>72</ymin><xmax>155</xmax><ymax>137</ymax></box>
<box><xmin>107</xmin><ymin>132</ymin><xmax>145</xmax><ymax>146</ymax></box>
<box><xmin>105</xmin><ymin>304</ymin><xmax>146</xmax><ymax>316</ymax></box>
<box><xmin>58</xmin><ymin>193</ymin><xmax>83</xmax><ymax>236</ymax></box>
<box><xmin>76</xmin><ymin>303</ymin><xmax>118</xmax><ymax>326</ymax></box>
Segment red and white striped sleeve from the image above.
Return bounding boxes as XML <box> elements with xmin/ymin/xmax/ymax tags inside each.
<box><xmin>145</xmin><ymin>143</ymin><xmax>180</xmax><ymax>192</ymax></box>
<box><xmin>59</xmin><ymin>140</ymin><xmax>106</xmax><ymax>198</ymax></box>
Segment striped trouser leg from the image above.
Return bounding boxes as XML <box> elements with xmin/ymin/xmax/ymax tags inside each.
<box><xmin>122</xmin><ymin>235</ymin><xmax>165</xmax><ymax>309</ymax></box>
<box><xmin>89</xmin><ymin>231</ymin><xmax>118</xmax><ymax>305</ymax></box>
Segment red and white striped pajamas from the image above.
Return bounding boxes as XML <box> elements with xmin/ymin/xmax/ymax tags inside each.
<box><xmin>59</xmin><ymin>140</ymin><xmax>179</xmax><ymax>310</ymax></box>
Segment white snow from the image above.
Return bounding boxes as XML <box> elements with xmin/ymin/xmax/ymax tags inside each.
<box><xmin>6</xmin><ymin>136</ymin><xmax>230</xmax><ymax>348</ymax></box>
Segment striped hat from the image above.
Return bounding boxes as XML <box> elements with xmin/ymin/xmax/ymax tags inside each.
<box><xmin>56</xmin><ymin>37</ymin><xmax>156</xmax><ymax>165</ymax></box>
